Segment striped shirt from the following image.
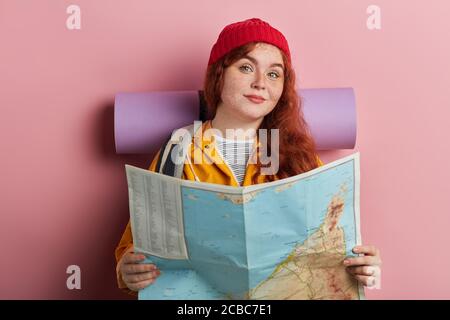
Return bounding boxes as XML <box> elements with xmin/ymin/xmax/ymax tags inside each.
<box><xmin>213</xmin><ymin>134</ymin><xmax>255</xmax><ymax>186</ymax></box>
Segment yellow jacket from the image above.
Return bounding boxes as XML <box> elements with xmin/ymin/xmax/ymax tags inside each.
<box><xmin>115</xmin><ymin>120</ymin><xmax>324</xmax><ymax>295</ymax></box>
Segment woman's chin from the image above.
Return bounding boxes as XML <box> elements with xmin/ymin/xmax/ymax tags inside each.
<box><xmin>238</xmin><ymin>113</ymin><xmax>267</xmax><ymax>122</ymax></box>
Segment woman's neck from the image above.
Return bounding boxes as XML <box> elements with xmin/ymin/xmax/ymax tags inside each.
<box><xmin>210</xmin><ymin>108</ymin><xmax>261</xmax><ymax>140</ymax></box>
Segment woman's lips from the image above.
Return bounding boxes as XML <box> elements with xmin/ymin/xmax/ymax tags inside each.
<box><xmin>245</xmin><ymin>95</ymin><xmax>265</xmax><ymax>104</ymax></box>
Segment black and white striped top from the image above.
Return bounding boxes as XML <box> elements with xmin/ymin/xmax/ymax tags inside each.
<box><xmin>213</xmin><ymin>134</ymin><xmax>255</xmax><ymax>186</ymax></box>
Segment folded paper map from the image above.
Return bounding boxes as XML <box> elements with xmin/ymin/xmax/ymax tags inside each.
<box><xmin>125</xmin><ymin>152</ymin><xmax>364</xmax><ymax>300</ymax></box>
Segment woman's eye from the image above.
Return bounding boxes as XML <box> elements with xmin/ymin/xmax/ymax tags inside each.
<box><xmin>240</xmin><ymin>64</ymin><xmax>252</xmax><ymax>72</ymax></box>
<box><xmin>240</xmin><ymin>64</ymin><xmax>280</xmax><ymax>79</ymax></box>
<box><xmin>268</xmin><ymin>72</ymin><xmax>279</xmax><ymax>79</ymax></box>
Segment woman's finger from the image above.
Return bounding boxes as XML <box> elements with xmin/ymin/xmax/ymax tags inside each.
<box><xmin>122</xmin><ymin>263</ymin><xmax>156</xmax><ymax>274</ymax></box>
<box><xmin>346</xmin><ymin>265</ymin><xmax>377</xmax><ymax>276</ymax></box>
<box><xmin>123</xmin><ymin>272</ymin><xmax>153</xmax><ymax>284</ymax></box>
<box><xmin>352</xmin><ymin>274</ymin><xmax>377</xmax><ymax>287</ymax></box>
<box><xmin>127</xmin><ymin>278</ymin><xmax>156</xmax><ymax>291</ymax></box>
<box><xmin>352</xmin><ymin>245</ymin><xmax>379</xmax><ymax>257</ymax></box>
<box><xmin>343</xmin><ymin>255</ymin><xmax>381</xmax><ymax>267</ymax></box>
<box><xmin>122</xmin><ymin>252</ymin><xmax>146</xmax><ymax>264</ymax></box>
<box><xmin>123</xmin><ymin>270</ymin><xmax>160</xmax><ymax>284</ymax></box>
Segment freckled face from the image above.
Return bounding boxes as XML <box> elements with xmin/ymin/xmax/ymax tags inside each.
<box><xmin>218</xmin><ymin>43</ymin><xmax>285</xmax><ymax>122</ymax></box>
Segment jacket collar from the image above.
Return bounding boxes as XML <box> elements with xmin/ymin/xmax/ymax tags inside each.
<box><xmin>191</xmin><ymin>120</ymin><xmax>263</xmax><ymax>186</ymax></box>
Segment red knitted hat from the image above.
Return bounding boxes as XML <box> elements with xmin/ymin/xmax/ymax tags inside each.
<box><xmin>207</xmin><ymin>18</ymin><xmax>291</xmax><ymax>66</ymax></box>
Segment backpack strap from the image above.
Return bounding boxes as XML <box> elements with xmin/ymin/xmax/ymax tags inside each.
<box><xmin>155</xmin><ymin>134</ymin><xmax>172</xmax><ymax>174</ymax></box>
<box><xmin>155</xmin><ymin>122</ymin><xmax>200</xmax><ymax>179</ymax></box>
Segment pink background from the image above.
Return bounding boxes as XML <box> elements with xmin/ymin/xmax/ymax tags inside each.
<box><xmin>1</xmin><ymin>0</ymin><xmax>449</xmax><ymax>299</ymax></box>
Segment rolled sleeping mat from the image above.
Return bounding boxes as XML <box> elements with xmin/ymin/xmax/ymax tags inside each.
<box><xmin>114</xmin><ymin>88</ymin><xmax>356</xmax><ymax>154</ymax></box>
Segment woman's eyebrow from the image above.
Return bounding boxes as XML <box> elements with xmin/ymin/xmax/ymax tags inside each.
<box><xmin>242</xmin><ymin>55</ymin><xmax>284</xmax><ymax>70</ymax></box>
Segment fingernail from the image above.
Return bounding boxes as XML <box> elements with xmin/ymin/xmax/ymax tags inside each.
<box><xmin>343</xmin><ymin>260</ymin><xmax>350</xmax><ymax>265</ymax></box>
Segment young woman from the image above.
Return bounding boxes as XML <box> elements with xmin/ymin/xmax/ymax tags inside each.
<box><xmin>115</xmin><ymin>18</ymin><xmax>382</xmax><ymax>297</ymax></box>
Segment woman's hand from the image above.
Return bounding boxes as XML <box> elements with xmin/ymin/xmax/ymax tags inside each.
<box><xmin>119</xmin><ymin>247</ymin><xmax>161</xmax><ymax>292</ymax></box>
<box><xmin>344</xmin><ymin>245</ymin><xmax>382</xmax><ymax>289</ymax></box>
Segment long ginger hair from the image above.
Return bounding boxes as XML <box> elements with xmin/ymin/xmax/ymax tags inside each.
<box><xmin>202</xmin><ymin>41</ymin><xmax>319</xmax><ymax>182</ymax></box>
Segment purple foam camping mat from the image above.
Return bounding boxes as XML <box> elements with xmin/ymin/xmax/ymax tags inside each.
<box><xmin>114</xmin><ymin>88</ymin><xmax>356</xmax><ymax>154</ymax></box>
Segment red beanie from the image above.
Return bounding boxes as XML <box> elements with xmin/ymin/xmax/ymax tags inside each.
<box><xmin>207</xmin><ymin>18</ymin><xmax>291</xmax><ymax>66</ymax></box>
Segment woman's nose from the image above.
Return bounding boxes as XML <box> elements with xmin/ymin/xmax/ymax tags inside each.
<box><xmin>251</xmin><ymin>71</ymin><xmax>266</xmax><ymax>90</ymax></box>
